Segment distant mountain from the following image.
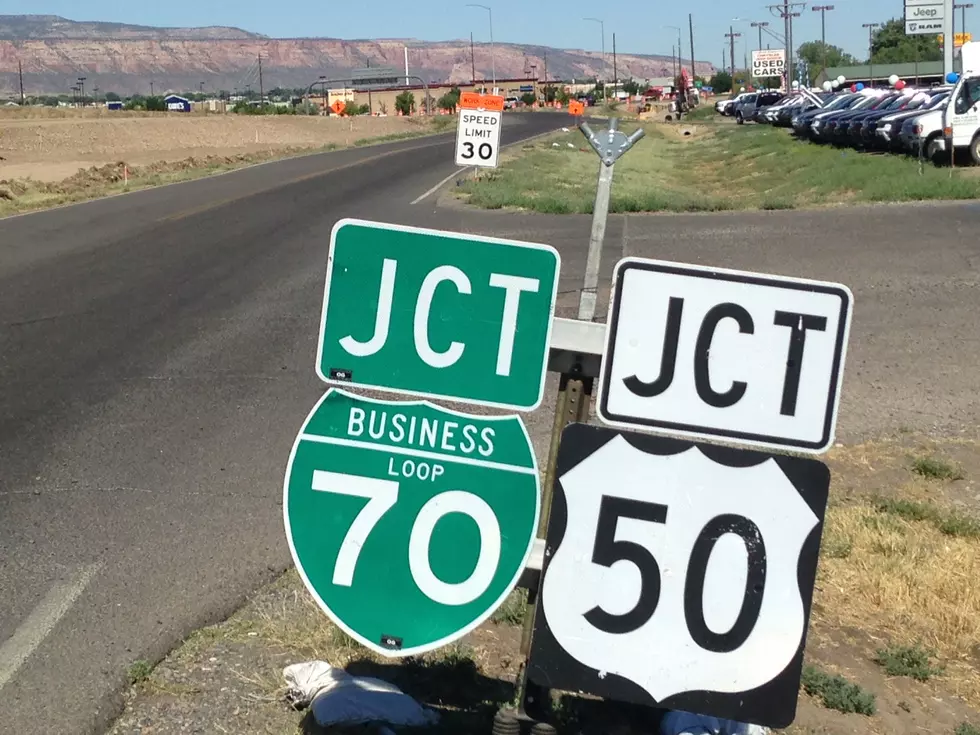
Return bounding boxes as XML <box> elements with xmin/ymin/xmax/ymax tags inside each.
<box><xmin>0</xmin><ymin>15</ymin><xmax>714</xmax><ymax>96</ymax></box>
<box><xmin>0</xmin><ymin>14</ymin><xmax>263</xmax><ymax>40</ymax></box>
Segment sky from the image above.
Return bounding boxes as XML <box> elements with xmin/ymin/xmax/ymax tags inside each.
<box><xmin>5</xmin><ymin>0</ymin><xmax>941</xmax><ymax>67</ymax></box>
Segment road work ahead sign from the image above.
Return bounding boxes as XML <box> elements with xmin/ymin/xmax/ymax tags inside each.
<box><xmin>455</xmin><ymin>92</ymin><xmax>505</xmax><ymax>168</ymax></box>
<box><xmin>284</xmin><ymin>389</ymin><xmax>540</xmax><ymax>656</ymax></box>
<box><xmin>317</xmin><ymin>219</ymin><xmax>560</xmax><ymax>411</ymax></box>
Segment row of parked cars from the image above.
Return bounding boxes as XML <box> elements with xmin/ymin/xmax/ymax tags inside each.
<box><xmin>715</xmin><ymin>87</ymin><xmax>952</xmax><ymax>160</ymax></box>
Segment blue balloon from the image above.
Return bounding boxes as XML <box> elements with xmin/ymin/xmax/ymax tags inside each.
<box><xmin>856</xmin><ymin>82</ymin><xmax>865</xmax><ymax>91</ymax></box>
<box><xmin>947</xmin><ymin>72</ymin><xmax>960</xmax><ymax>83</ymax></box>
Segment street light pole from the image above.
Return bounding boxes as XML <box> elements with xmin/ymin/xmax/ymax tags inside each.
<box><xmin>751</xmin><ymin>21</ymin><xmax>770</xmax><ymax>51</ymax></box>
<box><xmin>664</xmin><ymin>25</ymin><xmax>683</xmax><ymax>86</ymax></box>
<box><xmin>584</xmin><ymin>17</ymin><xmax>606</xmax><ymax>100</ymax></box>
<box><xmin>862</xmin><ymin>22</ymin><xmax>881</xmax><ymax>87</ymax></box>
<box><xmin>467</xmin><ymin>4</ymin><xmax>495</xmax><ymax>89</ymax></box>
<box><xmin>812</xmin><ymin>6</ymin><xmax>835</xmax><ymax>74</ymax></box>
<box><xmin>955</xmin><ymin>3</ymin><xmax>973</xmax><ymax>38</ymax></box>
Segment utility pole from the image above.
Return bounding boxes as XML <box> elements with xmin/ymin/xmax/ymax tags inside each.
<box><xmin>767</xmin><ymin>1</ymin><xmax>803</xmax><ymax>91</ymax></box>
<box><xmin>18</xmin><ymin>60</ymin><xmax>24</xmax><ymax>105</ymax></box>
<box><xmin>612</xmin><ymin>32</ymin><xmax>618</xmax><ymax>98</ymax></box>
<box><xmin>78</xmin><ymin>76</ymin><xmax>86</xmax><ymax>104</ymax></box>
<box><xmin>751</xmin><ymin>21</ymin><xmax>770</xmax><ymax>51</ymax></box>
<box><xmin>258</xmin><ymin>54</ymin><xmax>264</xmax><ymax>107</ymax></box>
<box><xmin>955</xmin><ymin>3</ymin><xmax>974</xmax><ymax>38</ymax></box>
<box><xmin>689</xmin><ymin>13</ymin><xmax>696</xmax><ymax>86</ymax></box>
<box><xmin>584</xmin><ymin>18</ymin><xmax>606</xmax><ymax>100</ymax></box>
<box><xmin>726</xmin><ymin>26</ymin><xmax>742</xmax><ymax>77</ymax></box>
<box><xmin>470</xmin><ymin>32</ymin><xmax>477</xmax><ymax>83</ymax></box>
<box><xmin>150</xmin><ymin>80</ymin><xmax>155</xmax><ymax>97</ymax></box>
<box><xmin>863</xmin><ymin>22</ymin><xmax>881</xmax><ymax>87</ymax></box>
<box><xmin>812</xmin><ymin>6</ymin><xmax>835</xmax><ymax>74</ymax></box>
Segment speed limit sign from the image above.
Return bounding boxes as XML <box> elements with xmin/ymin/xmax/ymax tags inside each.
<box><xmin>527</xmin><ymin>423</ymin><xmax>829</xmax><ymax>728</ymax></box>
<box><xmin>455</xmin><ymin>92</ymin><xmax>504</xmax><ymax>168</ymax></box>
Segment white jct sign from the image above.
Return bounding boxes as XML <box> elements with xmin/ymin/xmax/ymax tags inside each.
<box><xmin>598</xmin><ymin>258</ymin><xmax>852</xmax><ymax>454</ymax></box>
<box><xmin>455</xmin><ymin>110</ymin><xmax>502</xmax><ymax>168</ymax></box>
<box><xmin>527</xmin><ymin>425</ymin><xmax>829</xmax><ymax>728</ymax></box>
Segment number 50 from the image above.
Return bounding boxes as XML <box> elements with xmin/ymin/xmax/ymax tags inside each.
<box><xmin>583</xmin><ymin>495</ymin><xmax>768</xmax><ymax>653</ymax></box>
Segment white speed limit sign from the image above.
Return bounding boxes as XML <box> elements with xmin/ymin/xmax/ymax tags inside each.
<box><xmin>455</xmin><ymin>92</ymin><xmax>504</xmax><ymax>168</ymax></box>
<box><xmin>527</xmin><ymin>423</ymin><xmax>829</xmax><ymax>729</ymax></box>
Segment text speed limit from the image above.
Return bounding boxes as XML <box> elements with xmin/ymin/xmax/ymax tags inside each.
<box><xmin>456</xmin><ymin>110</ymin><xmax>502</xmax><ymax>168</ymax></box>
<box><xmin>751</xmin><ymin>49</ymin><xmax>786</xmax><ymax>78</ymax></box>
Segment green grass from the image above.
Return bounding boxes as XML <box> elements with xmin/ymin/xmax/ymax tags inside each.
<box><xmin>956</xmin><ymin>723</ymin><xmax>980</xmax><ymax>735</ymax></box>
<box><xmin>800</xmin><ymin>665</ymin><xmax>877</xmax><ymax>715</ymax></box>
<box><xmin>458</xmin><ymin>122</ymin><xmax>980</xmax><ymax>214</ymax></box>
<box><xmin>127</xmin><ymin>660</ymin><xmax>154</xmax><ymax>685</ymax></box>
<box><xmin>872</xmin><ymin>497</ymin><xmax>980</xmax><ymax>539</ymax></box>
<box><xmin>873</xmin><ymin>644</ymin><xmax>945</xmax><ymax>681</ymax></box>
<box><xmin>491</xmin><ymin>589</ymin><xmax>528</xmax><ymax>626</ymax></box>
<box><xmin>911</xmin><ymin>456</ymin><xmax>964</xmax><ymax>481</ymax></box>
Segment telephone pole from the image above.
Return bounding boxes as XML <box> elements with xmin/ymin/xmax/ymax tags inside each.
<box><xmin>751</xmin><ymin>21</ymin><xmax>770</xmax><ymax>51</ymax></box>
<box><xmin>258</xmin><ymin>54</ymin><xmax>265</xmax><ymax>107</ymax></box>
<box><xmin>767</xmin><ymin>1</ymin><xmax>804</xmax><ymax>90</ymax></box>
<box><xmin>689</xmin><ymin>13</ymin><xmax>697</xmax><ymax>85</ymax></box>
<box><xmin>18</xmin><ymin>60</ymin><xmax>25</xmax><ymax>105</ymax></box>
<box><xmin>612</xmin><ymin>32</ymin><xmax>618</xmax><ymax>96</ymax></box>
<box><xmin>470</xmin><ymin>32</ymin><xmax>477</xmax><ymax>82</ymax></box>
<box><xmin>725</xmin><ymin>26</ymin><xmax>742</xmax><ymax>77</ymax></box>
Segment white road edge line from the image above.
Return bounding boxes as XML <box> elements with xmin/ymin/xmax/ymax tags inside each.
<box><xmin>0</xmin><ymin>562</ymin><xmax>104</xmax><ymax>691</ymax></box>
<box><xmin>411</xmin><ymin>167</ymin><xmax>472</xmax><ymax>205</ymax></box>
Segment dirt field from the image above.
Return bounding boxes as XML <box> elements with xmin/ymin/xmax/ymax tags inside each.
<box><xmin>0</xmin><ymin>113</ymin><xmax>438</xmax><ymax>182</ymax></box>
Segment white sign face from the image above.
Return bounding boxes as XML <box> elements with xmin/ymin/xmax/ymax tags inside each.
<box><xmin>598</xmin><ymin>258</ymin><xmax>852</xmax><ymax>454</ymax></box>
<box><xmin>906</xmin><ymin>18</ymin><xmax>944</xmax><ymax>33</ymax></box>
<box><xmin>455</xmin><ymin>110</ymin><xmax>502</xmax><ymax>168</ymax></box>
<box><xmin>752</xmin><ymin>49</ymin><xmax>786</xmax><ymax>78</ymax></box>
<box><xmin>906</xmin><ymin>3</ymin><xmax>945</xmax><ymax>21</ymax></box>
<box><xmin>527</xmin><ymin>425</ymin><xmax>829</xmax><ymax>728</ymax></box>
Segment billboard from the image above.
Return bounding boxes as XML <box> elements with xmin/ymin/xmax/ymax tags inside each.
<box><xmin>752</xmin><ymin>49</ymin><xmax>786</xmax><ymax>78</ymax></box>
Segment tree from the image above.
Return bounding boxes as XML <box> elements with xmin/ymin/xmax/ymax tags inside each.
<box><xmin>797</xmin><ymin>41</ymin><xmax>859</xmax><ymax>83</ymax></box>
<box><xmin>870</xmin><ymin>18</ymin><xmax>942</xmax><ymax>64</ymax></box>
<box><xmin>395</xmin><ymin>91</ymin><xmax>416</xmax><ymax>115</ymax></box>
<box><xmin>709</xmin><ymin>70</ymin><xmax>733</xmax><ymax>93</ymax></box>
<box><xmin>104</xmin><ymin>91</ymin><xmax>121</xmax><ymax>102</ymax></box>
<box><xmin>622</xmin><ymin>79</ymin><xmax>641</xmax><ymax>95</ymax></box>
<box><xmin>145</xmin><ymin>96</ymin><xmax>166</xmax><ymax>112</ymax></box>
<box><xmin>437</xmin><ymin>86</ymin><xmax>461</xmax><ymax>111</ymax></box>
<box><xmin>556</xmin><ymin>88</ymin><xmax>570</xmax><ymax>104</ymax></box>
<box><xmin>520</xmin><ymin>92</ymin><xmax>537</xmax><ymax>106</ymax></box>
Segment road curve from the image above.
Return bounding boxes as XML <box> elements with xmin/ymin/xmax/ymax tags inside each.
<box><xmin>0</xmin><ymin>112</ymin><xmax>566</xmax><ymax>734</ymax></box>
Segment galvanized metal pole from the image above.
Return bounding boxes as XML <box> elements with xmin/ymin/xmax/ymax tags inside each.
<box><xmin>578</xmin><ymin>159</ymin><xmax>614</xmax><ymax>322</ymax></box>
<box><xmin>946</xmin><ymin>0</ymin><xmax>956</xmax><ymax>78</ymax></box>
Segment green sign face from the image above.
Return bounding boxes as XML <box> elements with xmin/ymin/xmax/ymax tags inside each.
<box><xmin>284</xmin><ymin>389</ymin><xmax>540</xmax><ymax>656</ymax></box>
<box><xmin>317</xmin><ymin>219</ymin><xmax>560</xmax><ymax>411</ymax></box>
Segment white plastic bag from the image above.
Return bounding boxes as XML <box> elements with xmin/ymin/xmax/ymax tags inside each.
<box><xmin>660</xmin><ymin>710</ymin><xmax>770</xmax><ymax>735</ymax></box>
<box><xmin>283</xmin><ymin>661</ymin><xmax>439</xmax><ymax>728</ymax></box>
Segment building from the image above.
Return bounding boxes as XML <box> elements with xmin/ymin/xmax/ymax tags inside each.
<box><xmin>311</xmin><ymin>78</ymin><xmax>541</xmax><ymax>116</ymax></box>
<box><xmin>164</xmin><ymin>94</ymin><xmax>192</xmax><ymax>113</ymax></box>
<box><xmin>105</xmin><ymin>100</ymin><xmax>123</xmax><ymax>111</ymax></box>
<box><xmin>815</xmin><ymin>61</ymin><xmax>960</xmax><ymax>88</ymax></box>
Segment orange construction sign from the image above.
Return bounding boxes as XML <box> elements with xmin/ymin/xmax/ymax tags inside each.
<box><xmin>568</xmin><ymin>99</ymin><xmax>585</xmax><ymax>116</ymax></box>
<box><xmin>330</xmin><ymin>99</ymin><xmax>346</xmax><ymax>115</ymax></box>
<box><xmin>459</xmin><ymin>91</ymin><xmax>506</xmax><ymax>111</ymax></box>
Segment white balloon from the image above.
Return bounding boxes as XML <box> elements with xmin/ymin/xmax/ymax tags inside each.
<box><xmin>822</xmin><ymin>81</ymin><xmax>833</xmax><ymax>92</ymax></box>
<box><xmin>792</xmin><ymin>80</ymin><xmax>800</xmax><ymax>88</ymax></box>
<box><xmin>837</xmin><ymin>75</ymin><xmax>846</xmax><ymax>84</ymax></box>
<box><xmin>832</xmin><ymin>80</ymin><xmax>840</xmax><ymax>89</ymax></box>
<box><xmin>888</xmin><ymin>74</ymin><xmax>900</xmax><ymax>86</ymax></box>
<box><xmin>740</xmin><ymin>86</ymin><xmax>746</xmax><ymax>92</ymax></box>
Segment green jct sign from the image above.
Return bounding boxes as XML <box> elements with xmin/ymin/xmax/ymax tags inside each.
<box><xmin>317</xmin><ymin>219</ymin><xmax>560</xmax><ymax>411</ymax></box>
<box><xmin>284</xmin><ymin>389</ymin><xmax>540</xmax><ymax>656</ymax></box>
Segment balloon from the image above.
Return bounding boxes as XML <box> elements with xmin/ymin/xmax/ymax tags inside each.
<box><xmin>792</xmin><ymin>80</ymin><xmax>800</xmax><ymax>89</ymax></box>
<box><xmin>837</xmin><ymin>75</ymin><xmax>847</xmax><ymax>84</ymax></box>
<box><xmin>947</xmin><ymin>72</ymin><xmax>960</xmax><ymax>83</ymax></box>
<box><xmin>895</xmin><ymin>80</ymin><xmax>906</xmax><ymax>90</ymax></box>
<box><xmin>832</xmin><ymin>80</ymin><xmax>840</xmax><ymax>89</ymax></box>
<box><xmin>888</xmin><ymin>74</ymin><xmax>900</xmax><ymax>86</ymax></box>
<box><xmin>856</xmin><ymin>82</ymin><xmax>865</xmax><ymax>91</ymax></box>
<box><xmin>850</xmin><ymin>84</ymin><xmax>858</xmax><ymax>92</ymax></box>
<box><xmin>740</xmin><ymin>86</ymin><xmax>746</xmax><ymax>92</ymax></box>
<box><xmin>822</xmin><ymin>81</ymin><xmax>833</xmax><ymax>92</ymax></box>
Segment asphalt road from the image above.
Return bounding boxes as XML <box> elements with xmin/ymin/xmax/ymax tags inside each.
<box><xmin>0</xmin><ymin>112</ymin><xmax>568</xmax><ymax>734</ymax></box>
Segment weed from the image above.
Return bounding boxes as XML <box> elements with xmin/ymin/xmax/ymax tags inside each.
<box><xmin>956</xmin><ymin>723</ymin><xmax>980</xmax><ymax>735</ymax></box>
<box><xmin>127</xmin><ymin>659</ymin><xmax>153</xmax><ymax>685</ymax></box>
<box><xmin>871</xmin><ymin>497</ymin><xmax>980</xmax><ymax>539</ymax></box>
<box><xmin>911</xmin><ymin>456</ymin><xmax>964</xmax><ymax>481</ymax></box>
<box><xmin>821</xmin><ymin>534</ymin><xmax>854</xmax><ymax>559</ymax></box>
<box><xmin>873</xmin><ymin>496</ymin><xmax>937</xmax><ymax>522</ymax></box>
<box><xmin>874</xmin><ymin>644</ymin><xmax>944</xmax><ymax>681</ymax></box>
<box><xmin>800</xmin><ymin>665</ymin><xmax>876</xmax><ymax>715</ymax></box>
<box><xmin>492</xmin><ymin>589</ymin><xmax>528</xmax><ymax>626</ymax></box>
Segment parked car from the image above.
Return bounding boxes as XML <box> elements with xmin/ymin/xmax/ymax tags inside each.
<box><xmin>736</xmin><ymin>91</ymin><xmax>785</xmax><ymax>123</ymax></box>
<box><xmin>873</xmin><ymin>90</ymin><xmax>950</xmax><ymax>150</ymax></box>
<box><xmin>718</xmin><ymin>92</ymin><xmax>752</xmax><ymax>116</ymax></box>
<box><xmin>792</xmin><ymin>92</ymin><xmax>858</xmax><ymax>138</ymax></box>
<box><xmin>903</xmin><ymin>106</ymin><xmax>948</xmax><ymax>160</ymax></box>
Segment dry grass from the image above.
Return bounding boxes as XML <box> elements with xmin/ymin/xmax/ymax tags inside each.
<box><xmin>815</xmin><ymin>489</ymin><xmax>980</xmax><ymax>705</ymax></box>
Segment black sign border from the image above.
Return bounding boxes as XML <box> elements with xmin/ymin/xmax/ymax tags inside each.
<box><xmin>526</xmin><ymin>423</ymin><xmax>830</xmax><ymax>729</ymax></box>
<box><xmin>598</xmin><ymin>260</ymin><xmax>851</xmax><ymax>452</ymax></box>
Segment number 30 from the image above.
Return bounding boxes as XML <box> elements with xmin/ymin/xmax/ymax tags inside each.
<box><xmin>584</xmin><ymin>495</ymin><xmax>767</xmax><ymax>653</ymax></box>
<box><xmin>461</xmin><ymin>142</ymin><xmax>494</xmax><ymax>160</ymax></box>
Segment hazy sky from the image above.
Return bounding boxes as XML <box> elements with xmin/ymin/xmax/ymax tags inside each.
<box><xmin>7</xmin><ymin>1</ymin><xmax>945</xmax><ymax>64</ymax></box>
